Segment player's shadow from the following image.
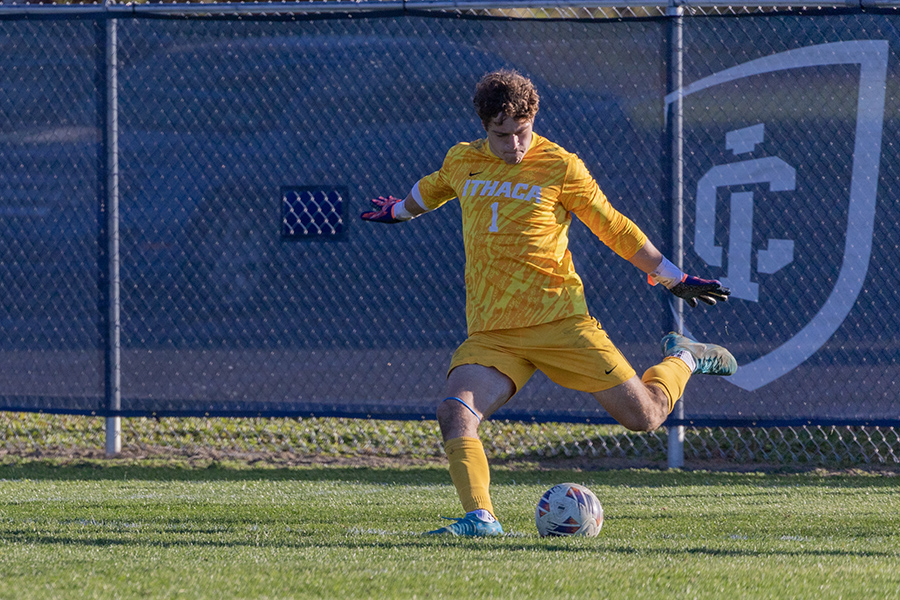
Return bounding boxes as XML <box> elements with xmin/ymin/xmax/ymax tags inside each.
<box><xmin>0</xmin><ymin>462</ymin><xmax>452</xmax><ymax>485</ymax></box>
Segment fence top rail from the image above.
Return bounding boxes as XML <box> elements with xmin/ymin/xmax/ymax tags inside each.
<box><xmin>0</xmin><ymin>0</ymin><xmax>892</xmax><ymax>17</ymax></box>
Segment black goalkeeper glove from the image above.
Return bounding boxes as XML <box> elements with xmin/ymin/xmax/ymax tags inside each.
<box><xmin>669</xmin><ymin>275</ymin><xmax>731</xmax><ymax>308</ymax></box>
<box><xmin>360</xmin><ymin>196</ymin><xmax>410</xmax><ymax>224</ymax></box>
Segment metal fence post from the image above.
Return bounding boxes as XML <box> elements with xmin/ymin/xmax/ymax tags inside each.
<box><xmin>104</xmin><ymin>13</ymin><xmax>122</xmax><ymax>457</ymax></box>
<box><xmin>666</xmin><ymin>1</ymin><xmax>685</xmax><ymax>469</ymax></box>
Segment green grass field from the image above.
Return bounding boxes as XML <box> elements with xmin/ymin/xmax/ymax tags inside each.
<box><xmin>0</xmin><ymin>461</ymin><xmax>898</xmax><ymax>599</ymax></box>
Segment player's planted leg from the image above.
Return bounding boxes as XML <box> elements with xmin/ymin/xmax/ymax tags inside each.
<box><xmin>425</xmin><ymin>403</ymin><xmax>504</xmax><ymax>537</ymax></box>
<box><xmin>424</xmin><ymin>365</ymin><xmax>514</xmax><ymax>537</ymax></box>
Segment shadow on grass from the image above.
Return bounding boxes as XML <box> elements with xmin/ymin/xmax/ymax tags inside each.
<box><xmin>1</xmin><ymin>528</ymin><xmax>896</xmax><ymax>561</ymax></box>
<box><xmin>0</xmin><ymin>460</ymin><xmax>897</xmax><ymax>489</ymax></box>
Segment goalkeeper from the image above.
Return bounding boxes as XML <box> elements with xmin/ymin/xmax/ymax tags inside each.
<box><xmin>362</xmin><ymin>69</ymin><xmax>736</xmax><ymax>537</ymax></box>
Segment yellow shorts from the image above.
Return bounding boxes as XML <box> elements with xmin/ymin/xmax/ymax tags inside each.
<box><xmin>449</xmin><ymin>314</ymin><xmax>636</xmax><ymax>394</ymax></box>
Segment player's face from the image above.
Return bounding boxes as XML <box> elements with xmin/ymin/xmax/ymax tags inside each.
<box><xmin>485</xmin><ymin>115</ymin><xmax>533</xmax><ymax>165</ymax></box>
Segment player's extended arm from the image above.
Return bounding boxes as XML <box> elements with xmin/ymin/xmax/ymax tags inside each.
<box><xmin>629</xmin><ymin>241</ymin><xmax>731</xmax><ymax>308</ymax></box>
<box><xmin>360</xmin><ymin>194</ymin><xmax>428</xmax><ymax>224</ymax></box>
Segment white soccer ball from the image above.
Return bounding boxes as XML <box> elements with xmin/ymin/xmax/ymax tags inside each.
<box><xmin>535</xmin><ymin>482</ymin><xmax>604</xmax><ymax>537</ymax></box>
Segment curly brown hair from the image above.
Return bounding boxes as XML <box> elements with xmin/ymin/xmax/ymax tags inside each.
<box><xmin>472</xmin><ymin>69</ymin><xmax>540</xmax><ymax>128</ymax></box>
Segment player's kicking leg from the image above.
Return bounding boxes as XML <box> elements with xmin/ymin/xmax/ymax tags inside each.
<box><xmin>423</xmin><ymin>364</ymin><xmax>514</xmax><ymax>537</ymax></box>
<box><xmin>593</xmin><ymin>332</ymin><xmax>736</xmax><ymax>432</ymax></box>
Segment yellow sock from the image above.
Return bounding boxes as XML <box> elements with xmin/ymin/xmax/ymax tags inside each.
<box><xmin>444</xmin><ymin>436</ymin><xmax>494</xmax><ymax>517</ymax></box>
<box><xmin>641</xmin><ymin>356</ymin><xmax>693</xmax><ymax>413</ymax></box>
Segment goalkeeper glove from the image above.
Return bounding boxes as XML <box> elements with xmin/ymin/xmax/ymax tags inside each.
<box><xmin>648</xmin><ymin>256</ymin><xmax>730</xmax><ymax>307</ymax></box>
<box><xmin>361</xmin><ymin>196</ymin><xmax>413</xmax><ymax>224</ymax></box>
<box><xmin>669</xmin><ymin>275</ymin><xmax>731</xmax><ymax>308</ymax></box>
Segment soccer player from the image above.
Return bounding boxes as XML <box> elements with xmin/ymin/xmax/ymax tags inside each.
<box><xmin>362</xmin><ymin>69</ymin><xmax>736</xmax><ymax>537</ymax></box>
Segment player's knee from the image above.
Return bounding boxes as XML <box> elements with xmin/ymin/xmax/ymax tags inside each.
<box><xmin>436</xmin><ymin>397</ymin><xmax>476</xmax><ymax>428</ymax></box>
<box><xmin>618</xmin><ymin>407</ymin><xmax>666</xmax><ymax>433</ymax></box>
<box><xmin>436</xmin><ymin>397</ymin><xmax>481</xmax><ymax>441</ymax></box>
<box><xmin>594</xmin><ymin>381</ymin><xmax>669</xmax><ymax>432</ymax></box>
<box><xmin>435</xmin><ymin>398</ymin><xmax>456</xmax><ymax>425</ymax></box>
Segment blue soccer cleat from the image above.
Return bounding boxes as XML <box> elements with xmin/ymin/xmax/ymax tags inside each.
<box><xmin>424</xmin><ymin>513</ymin><xmax>504</xmax><ymax>537</ymax></box>
<box><xmin>662</xmin><ymin>332</ymin><xmax>737</xmax><ymax>376</ymax></box>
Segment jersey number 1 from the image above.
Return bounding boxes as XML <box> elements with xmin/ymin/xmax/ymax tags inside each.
<box><xmin>489</xmin><ymin>202</ymin><xmax>499</xmax><ymax>233</ymax></box>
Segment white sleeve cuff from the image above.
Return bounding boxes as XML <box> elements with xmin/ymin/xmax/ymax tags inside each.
<box><xmin>409</xmin><ymin>181</ymin><xmax>428</xmax><ymax>212</ymax></box>
<box><xmin>390</xmin><ymin>200</ymin><xmax>415</xmax><ymax>221</ymax></box>
<box><xmin>648</xmin><ymin>256</ymin><xmax>686</xmax><ymax>289</ymax></box>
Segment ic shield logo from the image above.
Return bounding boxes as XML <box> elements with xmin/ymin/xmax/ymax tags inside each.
<box><xmin>665</xmin><ymin>41</ymin><xmax>888</xmax><ymax>391</ymax></box>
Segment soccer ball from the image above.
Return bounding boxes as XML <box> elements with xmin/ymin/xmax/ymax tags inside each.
<box><xmin>535</xmin><ymin>483</ymin><xmax>604</xmax><ymax>537</ymax></box>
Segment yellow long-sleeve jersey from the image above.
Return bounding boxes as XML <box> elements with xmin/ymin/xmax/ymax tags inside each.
<box><xmin>413</xmin><ymin>133</ymin><xmax>648</xmax><ymax>335</ymax></box>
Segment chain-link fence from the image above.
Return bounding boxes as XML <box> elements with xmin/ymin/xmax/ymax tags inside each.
<box><xmin>0</xmin><ymin>1</ymin><xmax>898</xmax><ymax>466</ymax></box>
<box><xmin>2</xmin><ymin>412</ymin><xmax>899</xmax><ymax>469</ymax></box>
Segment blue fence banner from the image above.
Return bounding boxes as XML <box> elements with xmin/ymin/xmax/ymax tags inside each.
<box><xmin>0</xmin><ymin>10</ymin><xmax>896</xmax><ymax>425</ymax></box>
